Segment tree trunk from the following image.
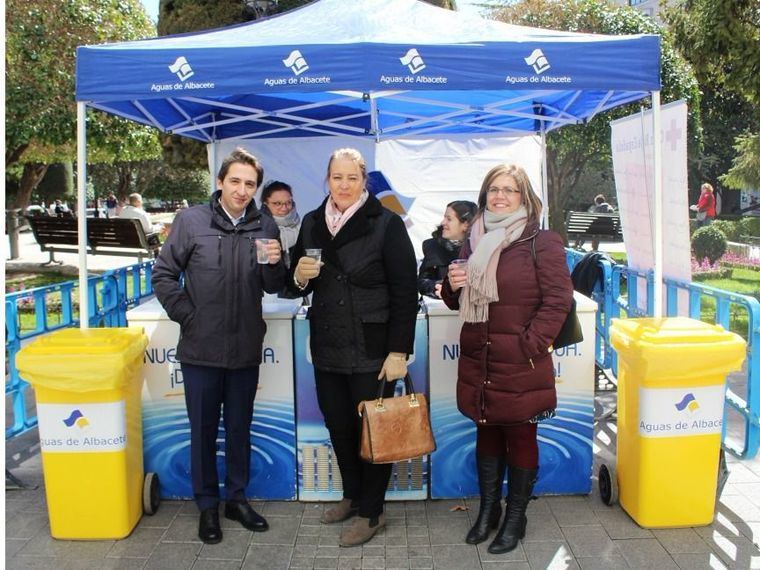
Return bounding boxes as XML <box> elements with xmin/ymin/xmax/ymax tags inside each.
<box><xmin>6</xmin><ymin>144</ymin><xmax>28</xmax><ymax>168</ymax></box>
<box><xmin>15</xmin><ymin>163</ymin><xmax>49</xmax><ymax>209</ymax></box>
<box><xmin>116</xmin><ymin>163</ymin><xmax>133</xmax><ymax>199</ymax></box>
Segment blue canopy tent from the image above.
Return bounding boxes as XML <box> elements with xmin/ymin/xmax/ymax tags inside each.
<box><xmin>74</xmin><ymin>0</ymin><xmax>664</xmax><ymax>324</ymax></box>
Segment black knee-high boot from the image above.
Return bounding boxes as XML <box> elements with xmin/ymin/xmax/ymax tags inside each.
<box><xmin>465</xmin><ymin>455</ymin><xmax>506</xmax><ymax>544</ymax></box>
<box><xmin>488</xmin><ymin>466</ymin><xmax>537</xmax><ymax>554</ymax></box>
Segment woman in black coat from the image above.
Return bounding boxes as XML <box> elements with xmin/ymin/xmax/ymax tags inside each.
<box><xmin>290</xmin><ymin>148</ymin><xmax>418</xmax><ymax>548</ymax></box>
<box><xmin>418</xmin><ymin>200</ymin><xmax>477</xmax><ymax>298</ymax></box>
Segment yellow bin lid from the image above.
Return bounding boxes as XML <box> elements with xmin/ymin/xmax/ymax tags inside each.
<box><xmin>609</xmin><ymin>317</ymin><xmax>746</xmax><ymax>380</ymax></box>
<box><xmin>16</xmin><ymin>327</ymin><xmax>148</xmax><ymax>392</ymax></box>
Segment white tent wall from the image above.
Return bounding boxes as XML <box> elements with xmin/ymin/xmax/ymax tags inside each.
<box><xmin>210</xmin><ymin>135</ymin><xmax>540</xmax><ymax>258</ymax></box>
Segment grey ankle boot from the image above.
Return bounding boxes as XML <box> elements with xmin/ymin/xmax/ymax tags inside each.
<box><xmin>339</xmin><ymin>513</ymin><xmax>386</xmax><ymax>547</ymax></box>
<box><xmin>466</xmin><ymin>455</ymin><xmax>506</xmax><ymax>544</ymax></box>
<box><xmin>488</xmin><ymin>466</ymin><xmax>537</xmax><ymax>554</ymax></box>
<box><xmin>321</xmin><ymin>498</ymin><xmax>359</xmax><ymax>524</ymax></box>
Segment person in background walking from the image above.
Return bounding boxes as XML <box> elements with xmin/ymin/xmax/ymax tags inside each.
<box><xmin>106</xmin><ymin>193</ymin><xmax>118</xmax><ymax>218</ymax></box>
<box><xmin>442</xmin><ymin>163</ymin><xmax>573</xmax><ymax>554</ymax></box>
<box><xmin>690</xmin><ymin>183</ymin><xmax>716</xmax><ymax>227</ymax></box>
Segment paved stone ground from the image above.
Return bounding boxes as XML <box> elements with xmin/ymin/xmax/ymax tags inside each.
<box><xmin>7</xmin><ymin>395</ymin><xmax>760</xmax><ymax>570</ymax></box>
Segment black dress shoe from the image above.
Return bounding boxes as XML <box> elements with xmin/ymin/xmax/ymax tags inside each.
<box><xmin>198</xmin><ymin>508</ymin><xmax>222</xmax><ymax>544</ymax></box>
<box><xmin>224</xmin><ymin>501</ymin><xmax>269</xmax><ymax>532</ymax></box>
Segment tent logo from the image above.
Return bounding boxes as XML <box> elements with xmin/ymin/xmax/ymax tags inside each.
<box><xmin>524</xmin><ymin>49</ymin><xmax>550</xmax><ymax>74</ymax></box>
<box><xmin>400</xmin><ymin>49</ymin><xmax>426</xmax><ymax>74</ymax></box>
<box><xmin>283</xmin><ymin>50</ymin><xmax>309</xmax><ymax>76</ymax></box>
<box><xmin>168</xmin><ymin>56</ymin><xmax>195</xmax><ymax>81</ymax></box>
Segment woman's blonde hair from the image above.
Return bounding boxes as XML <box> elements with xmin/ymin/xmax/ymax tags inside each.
<box><xmin>701</xmin><ymin>182</ymin><xmax>714</xmax><ymax>193</ymax></box>
<box><xmin>325</xmin><ymin>148</ymin><xmax>367</xmax><ymax>182</ymax></box>
<box><xmin>477</xmin><ymin>164</ymin><xmax>542</xmax><ymax>222</ymax></box>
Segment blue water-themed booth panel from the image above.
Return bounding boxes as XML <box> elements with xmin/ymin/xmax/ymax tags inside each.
<box><xmin>295</xmin><ymin>310</ymin><xmax>429</xmax><ymax>501</ymax></box>
<box><xmin>127</xmin><ymin>298</ymin><xmax>300</xmax><ymax>500</ymax></box>
<box><xmin>425</xmin><ymin>294</ymin><xmax>597</xmax><ymax>498</ymax></box>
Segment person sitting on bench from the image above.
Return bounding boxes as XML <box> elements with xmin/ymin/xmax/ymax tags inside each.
<box><xmin>119</xmin><ymin>193</ymin><xmax>163</xmax><ymax>245</ymax></box>
<box><xmin>586</xmin><ymin>194</ymin><xmax>615</xmax><ymax>250</ymax></box>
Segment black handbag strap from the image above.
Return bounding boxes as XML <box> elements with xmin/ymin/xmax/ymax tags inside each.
<box><xmin>375</xmin><ymin>373</ymin><xmax>417</xmax><ymax>403</ymax></box>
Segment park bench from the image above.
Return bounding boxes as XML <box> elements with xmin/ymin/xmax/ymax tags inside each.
<box><xmin>26</xmin><ymin>215</ymin><xmax>161</xmax><ymax>265</ymax></box>
<box><xmin>565</xmin><ymin>211</ymin><xmax>623</xmax><ymax>248</ymax></box>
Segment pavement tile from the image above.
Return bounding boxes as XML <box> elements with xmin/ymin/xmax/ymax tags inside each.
<box><xmin>615</xmin><ymin>538</ymin><xmax>679</xmax><ymax>569</ymax></box>
<box><xmin>316</xmin><ymin>545</ymin><xmax>340</xmax><ymax>558</ymax></box>
<box><xmin>361</xmin><ymin>544</ymin><xmax>385</xmax><ymax>557</ymax></box>
<box><xmin>384</xmin><ymin>557</ymin><xmax>409</xmax><ymax>570</ymax></box>
<box><xmin>359</xmin><ymin>556</ymin><xmax>384</xmax><ymax>569</ymax></box>
<box><xmin>7</xmin><ymin>558</ymin><xmax>59</xmax><ymax>570</ymax></box>
<box><xmin>425</xmin><ymin>500</ymin><xmax>467</xmax><ymax>517</ymax></box>
<box><xmin>405</xmin><ymin>526</ymin><xmax>428</xmax><ymax>538</ymax></box>
<box><xmin>476</xmin><ymin>541</ymin><xmax>527</xmax><ymax>563</ymax></box>
<box><xmin>480</xmin><ymin>563</ymin><xmax>530</xmax><ymax>570</ymax></box>
<box><xmin>652</xmin><ymin>528</ymin><xmax>715</xmax><ymax>554</ymax></box>
<box><xmin>5</xmin><ymin>512</ymin><xmax>50</xmax><ymax>539</ymax></box>
<box><xmin>718</xmin><ymin>494</ymin><xmax>760</xmax><ymax>522</ymax></box>
<box><xmin>190</xmin><ymin>560</ymin><xmax>243</xmax><ymax>570</ymax></box>
<box><xmin>577</xmin><ymin>554</ymin><xmax>629</xmax><ymax>569</ymax></box>
<box><xmin>300</xmin><ymin>524</ymin><xmax>321</xmax><ymax>536</ymax></box>
<box><xmin>430</xmin><ymin>543</ymin><xmax>481</xmax><ymax>570</ymax></box>
<box><xmin>408</xmin><ymin>557</ymin><xmax>432</xmax><ymax>569</ymax></box>
<box><xmin>337</xmin><ymin>558</ymin><xmax>363</xmax><ymax>569</ymax></box>
<box><xmin>384</xmin><ymin>546</ymin><xmax>408</xmax><ymax>558</ymax></box>
<box><xmin>406</xmin><ymin>545</ymin><xmax>431</xmax><ymax>558</ymax></box>
<box><xmin>250</xmin><ymin>516</ymin><xmax>299</xmax><ymax>545</ymax></box>
<box><xmin>672</xmin><ymin>553</ymin><xmax>729</xmax><ymax>570</ymax></box>
<box><xmin>107</xmin><ymin>527</ymin><xmax>165</xmax><ymax>558</ymax></box>
<box><xmin>290</xmin><ymin>556</ymin><xmax>315</xmax><ymax>569</ymax></box>
<box><xmin>264</xmin><ymin>501</ymin><xmax>305</xmax><ymax>516</ymax></box>
<box><xmin>592</xmin><ymin>509</ymin><xmax>654</xmax><ymax>540</ymax></box>
<box><xmin>144</xmin><ymin>541</ymin><xmax>202</xmax><ymax>569</ymax></box>
<box><xmin>140</xmin><ymin>501</ymin><xmax>182</xmax><ymax>528</ymax></box>
<box><xmin>548</xmin><ymin>502</ymin><xmax>600</xmax><ymax>527</ymax></box>
<box><xmin>313</xmin><ymin>557</ymin><xmax>339</xmax><ymax>569</ymax></box>
<box><xmin>698</xmin><ymin>531</ymin><xmax>760</xmax><ymax>569</ymax></box>
<box><xmin>163</xmin><ymin>514</ymin><xmax>203</xmax><ymax>542</ymax></box>
<box><xmin>16</xmin><ymin>529</ymin><xmax>74</xmax><ymax>557</ymax></box>
<box><xmin>523</xmin><ymin>540</ymin><xmax>580</xmax><ymax>569</ymax></box>
<box><xmin>241</xmin><ymin>544</ymin><xmax>293</xmax><ymax>569</ymax></box>
<box><xmin>6</xmin><ymin>537</ymin><xmax>30</xmax><ymax>558</ymax></box>
<box><xmin>561</xmin><ymin>524</ymin><xmax>618</xmax><ymax>558</ymax></box>
<box><xmin>428</xmin><ymin>516</ymin><xmax>471</xmax><ymax>545</ymax></box>
<box><xmin>524</xmin><ymin>512</ymin><xmax>564</xmax><ymax>541</ymax></box>
<box><xmin>198</xmin><ymin>529</ymin><xmax>250</xmax><ymax>560</ymax></box>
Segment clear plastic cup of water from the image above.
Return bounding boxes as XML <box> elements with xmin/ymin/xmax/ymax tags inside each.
<box><xmin>305</xmin><ymin>248</ymin><xmax>322</xmax><ymax>263</ymax></box>
<box><xmin>256</xmin><ymin>239</ymin><xmax>271</xmax><ymax>264</ymax></box>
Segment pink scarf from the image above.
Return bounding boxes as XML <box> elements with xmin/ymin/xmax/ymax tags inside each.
<box><xmin>459</xmin><ymin>207</ymin><xmax>527</xmax><ymax>323</ymax></box>
<box><xmin>325</xmin><ymin>191</ymin><xmax>369</xmax><ymax>236</ymax></box>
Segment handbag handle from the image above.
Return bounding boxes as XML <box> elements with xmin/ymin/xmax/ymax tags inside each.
<box><xmin>374</xmin><ymin>374</ymin><xmax>420</xmax><ymax>411</ymax></box>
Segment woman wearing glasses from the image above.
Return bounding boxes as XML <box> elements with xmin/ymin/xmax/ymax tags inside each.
<box><xmin>441</xmin><ymin>164</ymin><xmax>573</xmax><ymax>554</ymax></box>
<box><xmin>260</xmin><ymin>181</ymin><xmax>300</xmax><ymax>269</ymax></box>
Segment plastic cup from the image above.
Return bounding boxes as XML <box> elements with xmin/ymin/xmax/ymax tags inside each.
<box><xmin>450</xmin><ymin>258</ymin><xmax>468</xmax><ymax>270</ymax></box>
<box><xmin>256</xmin><ymin>239</ymin><xmax>271</xmax><ymax>264</ymax></box>
<box><xmin>305</xmin><ymin>248</ymin><xmax>322</xmax><ymax>263</ymax></box>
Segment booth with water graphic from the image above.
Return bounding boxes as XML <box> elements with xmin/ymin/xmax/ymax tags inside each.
<box><xmin>426</xmin><ymin>293</ymin><xmax>597</xmax><ymax>498</ymax></box>
<box><xmin>295</xmin><ymin>310</ymin><xmax>430</xmax><ymax>501</ymax></box>
<box><xmin>127</xmin><ymin>298</ymin><xmax>300</xmax><ymax>500</ymax></box>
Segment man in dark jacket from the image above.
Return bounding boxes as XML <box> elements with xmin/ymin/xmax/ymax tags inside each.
<box><xmin>152</xmin><ymin>148</ymin><xmax>285</xmax><ymax>544</ymax></box>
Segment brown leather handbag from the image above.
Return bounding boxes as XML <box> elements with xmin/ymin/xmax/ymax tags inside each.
<box><xmin>358</xmin><ymin>375</ymin><xmax>436</xmax><ymax>464</ymax></box>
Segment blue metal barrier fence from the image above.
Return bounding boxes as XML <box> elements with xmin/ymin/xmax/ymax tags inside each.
<box><xmin>5</xmin><ymin>262</ymin><xmax>155</xmax><ymax>440</ymax></box>
<box><xmin>566</xmin><ymin>249</ymin><xmax>760</xmax><ymax>459</ymax></box>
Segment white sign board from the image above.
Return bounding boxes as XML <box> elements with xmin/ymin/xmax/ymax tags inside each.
<box><xmin>611</xmin><ymin>100</ymin><xmax>692</xmax><ymax>314</ymax></box>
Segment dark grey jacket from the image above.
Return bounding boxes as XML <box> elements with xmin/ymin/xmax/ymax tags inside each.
<box><xmin>151</xmin><ymin>192</ymin><xmax>285</xmax><ymax>369</ymax></box>
<box><xmin>288</xmin><ymin>195</ymin><xmax>418</xmax><ymax>373</ymax></box>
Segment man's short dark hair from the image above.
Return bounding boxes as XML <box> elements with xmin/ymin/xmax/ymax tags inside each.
<box><xmin>217</xmin><ymin>148</ymin><xmax>264</xmax><ymax>186</ymax></box>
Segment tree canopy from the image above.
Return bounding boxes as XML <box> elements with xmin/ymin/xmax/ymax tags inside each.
<box><xmin>493</xmin><ymin>0</ymin><xmax>701</xmax><ymax>237</ymax></box>
<box><xmin>6</xmin><ymin>0</ymin><xmax>161</xmax><ymax>207</ymax></box>
<box><xmin>663</xmin><ymin>0</ymin><xmax>760</xmax><ymax>193</ymax></box>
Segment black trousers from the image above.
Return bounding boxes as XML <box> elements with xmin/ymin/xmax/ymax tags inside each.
<box><xmin>182</xmin><ymin>363</ymin><xmax>259</xmax><ymax>511</ymax></box>
<box><xmin>315</xmin><ymin>369</ymin><xmax>396</xmax><ymax>518</ymax></box>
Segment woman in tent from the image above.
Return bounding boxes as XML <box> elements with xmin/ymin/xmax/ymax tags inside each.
<box><xmin>289</xmin><ymin>148</ymin><xmax>418</xmax><ymax>547</ymax></box>
<box><xmin>260</xmin><ymin>180</ymin><xmax>301</xmax><ymax>269</ymax></box>
<box><xmin>441</xmin><ymin>164</ymin><xmax>572</xmax><ymax>554</ymax></box>
<box><xmin>418</xmin><ymin>200</ymin><xmax>477</xmax><ymax>299</ymax></box>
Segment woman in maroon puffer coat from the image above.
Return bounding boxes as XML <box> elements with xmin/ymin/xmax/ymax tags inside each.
<box><xmin>441</xmin><ymin>163</ymin><xmax>573</xmax><ymax>554</ymax></box>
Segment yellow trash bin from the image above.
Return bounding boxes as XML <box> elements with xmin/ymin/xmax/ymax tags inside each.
<box><xmin>608</xmin><ymin>317</ymin><xmax>746</xmax><ymax>528</ymax></box>
<box><xmin>16</xmin><ymin>328</ymin><xmax>150</xmax><ymax>539</ymax></box>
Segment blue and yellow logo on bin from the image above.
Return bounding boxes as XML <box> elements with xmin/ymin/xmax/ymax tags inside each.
<box><xmin>674</xmin><ymin>393</ymin><xmax>700</xmax><ymax>413</ymax></box>
<box><xmin>62</xmin><ymin>409</ymin><xmax>90</xmax><ymax>429</ymax></box>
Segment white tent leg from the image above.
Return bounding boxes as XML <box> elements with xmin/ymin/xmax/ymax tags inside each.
<box><xmin>77</xmin><ymin>102</ymin><xmax>89</xmax><ymax>329</ymax></box>
<box><xmin>209</xmin><ymin>143</ymin><xmax>217</xmax><ymax>194</ymax></box>
<box><xmin>652</xmin><ymin>91</ymin><xmax>663</xmax><ymax>317</ymax></box>
<box><xmin>540</xmin><ymin>124</ymin><xmax>549</xmax><ymax>229</ymax></box>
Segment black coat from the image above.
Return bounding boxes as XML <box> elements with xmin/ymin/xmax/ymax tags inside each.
<box><xmin>417</xmin><ymin>236</ymin><xmax>461</xmax><ymax>298</ymax></box>
<box><xmin>288</xmin><ymin>195</ymin><xmax>418</xmax><ymax>373</ymax></box>
<box><xmin>152</xmin><ymin>192</ymin><xmax>285</xmax><ymax>369</ymax></box>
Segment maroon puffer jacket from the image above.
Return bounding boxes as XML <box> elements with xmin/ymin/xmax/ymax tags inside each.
<box><xmin>441</xmin><ymin>222</ymin><xmax>573</xmax><ymax>426</ymax></box>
